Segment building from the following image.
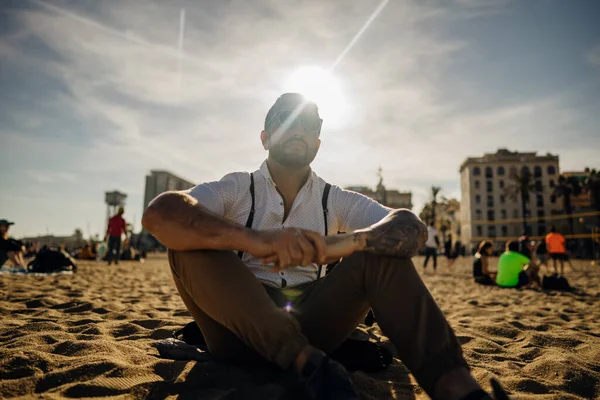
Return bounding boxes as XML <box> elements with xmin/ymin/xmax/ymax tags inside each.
<box><xmin>459</xmin><ymin>149</ymin><xmax>561</xmax><ymax>252</ymax></box>
<box><xmin>346</xmin><ymin>173</ymin><xmax>413</xmax><ymax>210</ymax></box>
<box><xmin>143</xmin><ymin>170</ymin><xmax>195</xmax><ymax>211</ymax></box>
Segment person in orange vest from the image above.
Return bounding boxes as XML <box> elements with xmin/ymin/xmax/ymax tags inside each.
<box><xmin>545</xmin><ymin>226</ymin><xmax>569</xmax><ymax>276</ymax></box>
<box><xmin>105</xmin><ymin>207</ymin><xmax>128</xmax><ymax>266</ymax></box>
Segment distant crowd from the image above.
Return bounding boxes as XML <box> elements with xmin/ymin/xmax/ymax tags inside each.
<box><xmin>1</xmin><ymin>208</ymin><xmax>147</xmax><ymax>273</ymax></box>
<box><xmin>422</xmin><ymin>221</ymin><xmax>573</xmax><ymax>290</ymax></box>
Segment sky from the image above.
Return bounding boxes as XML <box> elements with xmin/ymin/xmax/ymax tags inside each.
<box><xmin>1</xmin><ymin>0</ymin><xmax>599</xmax><ymax>238</ymax></box>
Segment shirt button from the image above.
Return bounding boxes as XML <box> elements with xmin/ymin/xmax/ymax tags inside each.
<box><xmin>280</xmin><ymin>202</ymin><xmax>283</xmax><ymax>206</ymax></box>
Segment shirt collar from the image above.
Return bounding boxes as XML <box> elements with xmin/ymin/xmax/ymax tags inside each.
<box><xmin>258</xmin><ymin>159</ymin><xmax>316</xmax><ymax>188</ymax></box>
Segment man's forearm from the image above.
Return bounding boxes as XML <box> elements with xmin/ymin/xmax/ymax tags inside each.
<box><xmin>142</xmin><ymin>191</ymin><xmax>252</xmax><ymax>252</ymax></box>
<box><xmin>321</xmin><ymin>209</ymin><xmax>427</xmax><ymax>261</ymax></box>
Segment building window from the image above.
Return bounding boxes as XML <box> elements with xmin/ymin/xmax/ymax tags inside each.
<box><xmin>476</xmin><ymin>210</ymin><xmax>482</xmax><ymax>220</ymax></box>
<box><xmin>487</xmin><ymin>195</ymin><xmax>494</xmax><ymax>207</ymax></box>
<box><xmin>500</xmin><ymin>195</ymin><xmax>505</xmax><ymax>204</ymax></box>
<box><xmin>535</xmin><ymin>180</ymin><xmax>543</xmax><ymax>192</ymax></box>
<box><xmin>513</xmin><ymin>209</ymin><xmax>519</xmax><ymax>218</ymax></box>
<box><xmin>486</xmin><ymin>181</ymin><xmax>493</xmax><ymax>192</ymax></box>
<box><xmin>548</xmin><ymin>166</ymin><xmax>556</xmax><ymax>175</ymax></box>
<box><xmin>536</xmin><ymin>194</ymin><xmax>544</xmax><ymax>208</ymax></box>
<box><xmin>538</xmin><ymin>210</ymin><xmax>545</xmax><ymax>218</ymax></box>
<box><xmin>534</xmin><ymin>166</ymin><xmax>542</xmax><ymax>178</ymax></box>
<box><xmin>488</xmin><ymin>226</ymin><xmax>496</xmax><ymax>238</ymax></box>
<box><xmin>497</xmin><ymin>166</ymin><xmax>505</xmax><ymax>176</ymax></box>
<box><xmin>474</xmin><ymin>167</ymin><xmax>481</xmax><ymax>176</ymax></box>
<box><xmin>487</xmin><ymin>210</ymin><xmax>495</xmax><ymax>221</ymax></box>
<box><xmin>476</xmin><ymin>226</ymin><xmax>482</xmax><ymax>236</ymax></box>
<box><xmin>539</xmin><ymin>225</ymin><xmax>547</xmax><ymax>235</ymax></box>
<box><xmin>550</xmin><ymin>179</ymin><xmax>555</xmax><ymax>188</ymax></box>
<box><xmin>521</xmin><ymin>166</ymin><xmax>530</xmax><ymax>177</ymax></box>
<box><xmin>476</xmin><ymin>195</ymin><xmax>481</xmax><ymax>204</ymax></box>
<box><xmin>501</xmin><ymin>226</ymin><xmax>508</xmax><ymax>237</ymax></box>
<box><xmin>485</xmin><ymin>167</ymin><xmax>493</xmax><ymax>178</ymax></box>
<box><xmin>501</xmin><ymin>209</ymin><xmax>507</xmax><ymax>219</ymax></box>
<box><xmin>474</xmin><ymin>180</ymin><xmax>480</xmax><ymax>190</ymax></box>
<box><xmin>499</xmin><ymin>180</ymin><xmax>504</xmax><ymax>189</ymax></box>
<box><xmin>551</xmin><ymin>195</ymin><xmax>556</xmax><ymax>204</ymax></box>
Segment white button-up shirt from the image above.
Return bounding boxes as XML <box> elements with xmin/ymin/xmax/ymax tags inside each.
<box><xmin>187</xmin><ymin>161</ymin><xmax>391</xmax><ymax>288</ymax></box>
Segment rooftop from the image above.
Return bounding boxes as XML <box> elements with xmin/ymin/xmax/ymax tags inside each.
<box><xmin>459</xmin><ymin>148</ymin><xmax>559</xmax><ymax>171</ymax></box>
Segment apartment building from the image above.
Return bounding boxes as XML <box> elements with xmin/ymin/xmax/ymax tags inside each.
<box><xmin>459</xmin><ymin>149</ymin><xmax>561</xmax><ymax>252</ymax></box>
<box><xmin>143</xmin><ymin>170</ymin><xmax>195</xmax><ymax>210</ymax></box>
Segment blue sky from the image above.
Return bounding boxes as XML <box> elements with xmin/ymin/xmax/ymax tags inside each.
<box><xmin>1</xmin><ymin>0</ymin><xmax>599</xmax><ymax>238</ymax></box>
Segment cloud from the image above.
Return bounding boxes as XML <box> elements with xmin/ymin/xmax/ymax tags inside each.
<box><xmin>25</xmin><ymin>170</ymin><xmax>78</xmax><ymax>184</ymax></box>
<box><xmin>1</xmin><ymin>0</ymin><xmax>597</xmax><ymax>237</ymax></box>
<box><xmin>587</xmin><ymin>43</ymin><xmax>600</xmax><ymax>67</ymax></box>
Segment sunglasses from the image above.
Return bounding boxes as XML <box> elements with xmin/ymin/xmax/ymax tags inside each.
<box><xmin>266</xmin><ymin>109</ymin><xmax>323</xmax><ymax>135</ymax></box>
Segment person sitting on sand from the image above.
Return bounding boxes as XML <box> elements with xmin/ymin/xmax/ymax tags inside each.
<box><xmin>0</xmin><ymin>219</ymin><xmax>27</xmax><ymax>268</ymax></box>
<box><xmin>473</xmin><ymin>240</ymin><xmax>495</xmax><ymax>285</ymax></box>
<box><xmin>77</xmin><ymin>243</ymin><xmax>96</xmax><ymax>260</ymax></box>
<box><xmin>142</xmin><ymin>93</ymin><xmax>499</xmax><ymax>400</ymax></box>
<box><xmin>496</xmin><ymin>240</ymin><xmax>541</xmax><ymax>289</ymax></box>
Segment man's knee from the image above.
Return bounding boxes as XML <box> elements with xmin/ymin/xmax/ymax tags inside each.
<box><xmin>168</xmin><ymin>249</ymin><xmax>228</xmax><ymax>273</ymax></box>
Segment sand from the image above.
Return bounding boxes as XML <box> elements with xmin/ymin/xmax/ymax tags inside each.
<box><xmin>1</xmin><ymin>254</ymin><xmax>599</xmax><ymax>399</ymax></box>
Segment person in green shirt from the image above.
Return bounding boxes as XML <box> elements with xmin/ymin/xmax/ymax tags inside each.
<box><xmin>496</xmin><ymin>240</ymin><xmax>541</xmax><ymax>288</ymax></box>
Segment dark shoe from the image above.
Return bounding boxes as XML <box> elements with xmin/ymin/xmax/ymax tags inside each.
<box><xmin>302</xmin><ymin>354</ymin><xmax>360</xmax><ymax>400</ymax></box>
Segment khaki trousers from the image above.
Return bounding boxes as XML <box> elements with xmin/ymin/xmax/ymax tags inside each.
<box><xmin>168</xmin><ymin>250</ymin><xmax>467</xmax><ymax>394</ymax></box>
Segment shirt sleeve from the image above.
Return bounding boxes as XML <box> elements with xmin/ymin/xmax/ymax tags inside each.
<box><xmin>518</xmin><ymin>253</ymin><xmax>531</xmax><ymax>265</ymax></box>
<box><xmin>185</xmin><ymin>172</ymin><xmax>242</xmax><ymax>217</ymax></box>
<box><xmin>329</xmin><ymin>185</ymin><xmax>392</xmax><ymax>233</ymax></box>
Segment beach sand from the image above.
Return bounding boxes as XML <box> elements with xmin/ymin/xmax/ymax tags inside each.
<box><xmin>1</xmin><ymin>255</ymin><xmax>599</xmax><ymax>399</ymax></box>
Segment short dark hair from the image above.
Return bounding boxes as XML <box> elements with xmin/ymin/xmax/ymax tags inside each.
<box><xmin>477</xmin><ymin>240</ymin><xmax>493</xmax><ymax>254</ymax></box>
<box><xmin>506</xmin><ymin>240</ymin><xmax>519</xmax><ymax>252</ymax></box>
<box><xmin>550</xmin><ymin>225</ymin><xmax>556</xmax><ymax>233</ymax></box>
<box><xmin>264</xmin><ymin>93</ymin><xmax>320</xmax><ymax>131</ymax></box>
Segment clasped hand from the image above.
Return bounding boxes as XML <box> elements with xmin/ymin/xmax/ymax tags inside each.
<box><xmin>248</xmin><ymin>228</ymin><xmax>327</xmax><ymax>272</ymax></box>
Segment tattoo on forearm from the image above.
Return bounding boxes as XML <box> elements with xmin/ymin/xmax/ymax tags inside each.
<box><xmin>362</xmin><ymin>210</ymin><xmax>428</xmax><ymax>258</ymax></box>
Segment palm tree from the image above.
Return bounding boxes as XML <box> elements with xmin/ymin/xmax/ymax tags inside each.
<box><xmin>584</xmin><ymin>168</ymin><xmax>600</xmax><ymax>213</ymax></box>
<box><xmin>505</xmin><ymin>169</ymin><xmax>536</xmax><ymax>235</ymax></box>
<box><xmin>552</xmin><ymin>174</ymin><xmax>582</xmax><ymax>235</ymax></box>
<box><xmin>430</xmin><ymin>186</ymin><xmax>442</xmax><ymax>225</ymax></box>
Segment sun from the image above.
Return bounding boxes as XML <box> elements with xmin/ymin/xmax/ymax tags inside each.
<box><xmin>283</xmin><ymin>66</ymin><xmax>348</xmax><ymax>128</ymax></box>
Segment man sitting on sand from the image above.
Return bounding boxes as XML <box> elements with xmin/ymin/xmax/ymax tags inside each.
<box><xmin>0</xmin><ymin>219</ymin><xmax>27</xmax><ymax>268</ymax></box>
<box><xmin>143</xmin><ymin>93</ymin><xmax>497</xmax><ymax>400</ymax></box>
<box><xmin>496</xmin><ymin>240</ymin><xmax>541</xmax><ymax>289</ymax></box>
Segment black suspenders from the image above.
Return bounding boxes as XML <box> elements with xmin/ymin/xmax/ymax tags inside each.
<box><xmin>237</xmin><ymin>172</ymin><xmax>332</xmax><ymax>280</ymax></box>
<box><xmin>237</xmin><ymin>173</ymin><xmax>255</xmax><ymax>259</ymax></box>
<box><xmin>317</xmin><ymin>183</ymin><xmax>332</xmax><ymax>278</ymax></box>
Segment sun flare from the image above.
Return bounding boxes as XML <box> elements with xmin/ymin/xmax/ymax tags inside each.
<box><xmin>283</xmin><ymin>66</ymin><xmax>348</xmax><ymax>128</ymax></box>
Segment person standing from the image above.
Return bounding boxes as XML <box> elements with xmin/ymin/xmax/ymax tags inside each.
<box><xmin>444</xmin><ymin>233</ymin><xmax>458</xmax><ymax>270</ymax></box>
<box><xmin>105</xmin><ymin>207</ymin><xmax>127</xmax><ymax>266</ymax></box>
<box><xmin>545</xmin><ymin>226</ymin><xmax>568</xmax><ymax>276</ymax></box>
<box><xmin>423</xmin><ymin>220</ymin><xmax>439</xmax><ymax>272</ymax></box>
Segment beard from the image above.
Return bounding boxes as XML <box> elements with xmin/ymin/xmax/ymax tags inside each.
<box><xmin>269</xmin><ymin>138</ymin><xmax>318</xmax><ymax>168</ymax></box>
